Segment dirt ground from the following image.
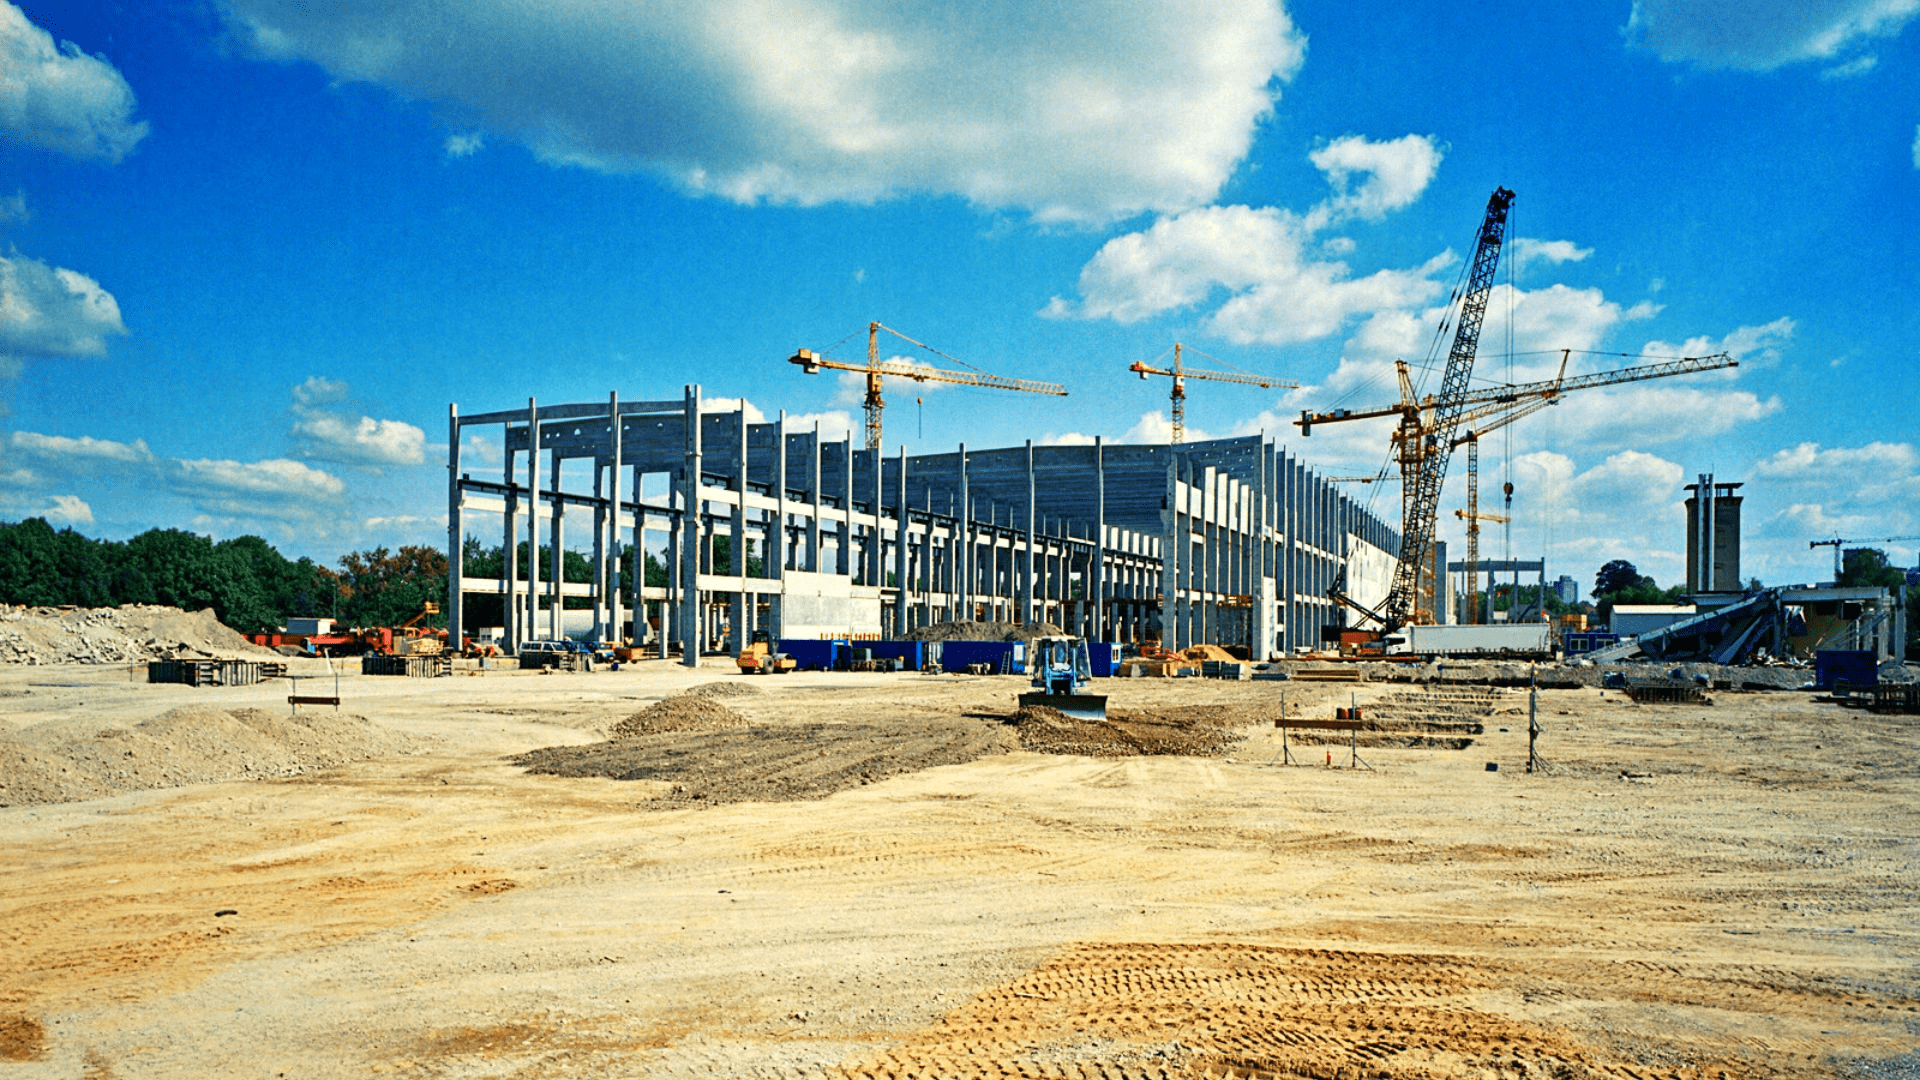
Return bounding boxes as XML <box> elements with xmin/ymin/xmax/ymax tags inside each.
<box><xmin>2</xmin><ymin>658</ymin><xmax>1917</xmax><ymax>1078</ymax></box>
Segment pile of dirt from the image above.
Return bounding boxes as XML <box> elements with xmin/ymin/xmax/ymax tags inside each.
<box><xmin>905</xmin><ymin>620</ymin><xmax>1066</xmax><ymax>643</ymax></box>
<box><xmin>515</xmin><ymin>717</ymin><xmax>1015</xmax><ymax>805</ymax></box>
<box><xmin>0</xmin><ymin>706</ymin><xmax>417</xmax><ymax>807</ymax></box>
<box><xmin>608</xmin><ymin>697</ymin><xmax>752</xmax><ymax>738</ymax></box>
<box><xmin>1014</xmin><ymin>704</ymin><xmax>1251</xmax><ymax>758</ymax></box>
<box><xmin>678</xmin><ymin>681</ymin><xmax>762</xmax><ymax>699</ymax></box>
<box><xmin>0</xmin><ymin>605</ymin><xmax>275</xmax><ymax>666</ymax></box>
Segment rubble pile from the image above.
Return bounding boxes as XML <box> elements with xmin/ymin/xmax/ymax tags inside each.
<box><xmin>0</xmin><ymin>605</ymin><xmax>272</xmax><ymax>666</ymax></box>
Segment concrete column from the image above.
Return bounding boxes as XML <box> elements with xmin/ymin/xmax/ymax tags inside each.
<box><xmin>1161</xmin><ymin>455</ymin><xmax>1179</xmax><ymax>649</ymax></box>
<box><xmin>526</xmin><ymin>398</ymin><xmax>542</xmax><ymax>644</ymax></box>
<box><xmin>607</xmin><ymin>392</ymin><xmax>623</xmax><ymax>644</ymax></box>
<box><xmin>837</xmin><ymin>440</ymin><xmax>853</xmax><ymax>578</ymax></box>
<box><xmin>1092</xmin><ymin>437</ymin><xmax>1106</xmax><ymax>641</ymax></box>
<box><xmin>730</xmin><ymin>403</ymin><xmax>748</xmax><ymax>655</ymax></box>
<box><xmin>680</xmin><ymin>386</ymin><xmax>702</xmax><ymax>668</ymax></box>
<box><xmin>1021</xmin><ymin>440</ymin><xmax>1035</xmax><ymax>623</ymax></box>
<box><xmin>958</xmin><ymin>445</ymin><xmax>972</xmax><ymax>620</ymax></box>
<box><xmin>631</xmin><ymin>463</ymin><xmax>645</xmax><ymax>646</ymax></box>
<box><xmin>447</xmin><ymin>404</ymin><xmax>463</xmax><ymax>652</ymax></box>
<box><xmin>771</xmin><ymin>413</ymin><xmax>787</xmax><ymax>641</ymax></box>
<box><xmin>548</xmin><ymin>450</ymin><xmax>564</xmax><ymax>637</ymax></box>
<box><xmin>868</xmin><ymin>446</ymin><xmax>883</xmax><ymax>597</ymax></box>
<box><xmin>503</xmin><ymin>421</ymin><xmax>519</xmax><ymax>650</ymax></box>
<box><xmin>808</xmin><ymin>424</ymin><xmax>823</xmax><ymax>573</ymax></box>
<box><xmin>894</xmin><ymin>447</ymin><xmax>909</xmax><ymax>636</ymax></box>
<box><xmin>592</xmin><ymin>463</ymin><xmax>606</xmax><ymax>639</ymax></box>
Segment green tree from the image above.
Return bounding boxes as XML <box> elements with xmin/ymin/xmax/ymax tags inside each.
<box><xmin>0</xmin><ymin>518</ymin><xmax>63</xmax><ymax>606</ymax></box>
<box><xmin>335</xmin><ymin>545</ymin><xmax>448</xmax><ymax>628</ymax></box>
<box><xmin>1838</xmin><ymin>548</ymin><xmax>1905</xmax><ymax>590</ymax></box>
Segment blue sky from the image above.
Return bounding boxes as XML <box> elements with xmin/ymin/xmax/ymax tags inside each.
<box><xmin>2</xmin><ymin>0</ymin><xmax>1916</xmax><ymax>592</ymax></box>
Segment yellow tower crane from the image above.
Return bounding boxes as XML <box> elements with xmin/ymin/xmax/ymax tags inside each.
<box><xmin>1128</xmin><ymin>343</ymin><xmax>1298</xmax><ymax>444</ymax></box>
<box><xmin>789</xmin><ymin>321</ymin><xmax>1067</xmax><ymax>451</ymax></box>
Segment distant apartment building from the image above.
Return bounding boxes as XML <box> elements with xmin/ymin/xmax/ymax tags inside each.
<box><xmin>1553</xmin><ymin>574</ymin><xmax>1580</xmax><ymax>606</ymax></box>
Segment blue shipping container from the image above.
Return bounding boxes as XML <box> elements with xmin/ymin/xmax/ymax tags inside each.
<box><xmin>777</xmin><ymin>639</ymin><xmax>844</xmax><ymax>671</ymax></box>
<box><xmin>939</xmin><ymin>641</ymin><xmax>1024</xmax><ymax>674</ymax></box>
<box><xmin>864</xmin><ymin>641</ymin><xmax>926</xmax><ymax>669</ymax></box>
<box><xmin>1815</xmin><ymin>649</ymin><xmax>1877</xmax><ymax>691</ymax></box>
<box><xmin>1087</xmin><ymin>642</ymin><xmax>1118</xmax><ymax>678</ymax></box>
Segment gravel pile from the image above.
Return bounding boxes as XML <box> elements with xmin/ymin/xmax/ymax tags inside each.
<box><xmin>0</xmin><ymin>706</ymin><xmax>417</xmax><ymax>807</ymax></box>
<box><xmin>0</xmin><ymin>605</ymin><xmax>274</xmax><ymax>666</ymax></box>
<box><xmin>679</xmin><ymin>681</ymin><xmax>763</xmax><ymax>699</ymax></box>
<box><xmin>608</xmin><ymin>697</ymin><xmax>752</xmax><ymax>738</ymax></box>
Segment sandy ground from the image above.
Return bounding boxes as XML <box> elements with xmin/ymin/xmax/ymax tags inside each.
<box><xmin>2</xmin><ymin>658</ymin><xmax>1917</xmax><ymax>1078</ymax></box>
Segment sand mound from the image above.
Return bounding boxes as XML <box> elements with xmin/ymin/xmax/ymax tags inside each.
<box><xmin>609</xmin><ymin>697</ymin><xmax>751</xmax><ymax>738</ymax></box>
<box><xmin>0</xmin><ymin>706</ymin><xmax>417</xmax><ymax>807</ymax></box>
<box><xmin>0</xmin><ymin>605</ymin><xmax>276</xmax><ymax>666</ymax></box>
<box><xmin>678</xmin><ymin>681</ymin><xmax>762</xmax><ymax>700</ymax></box>
<box><xmin>1014</xmin><ymin>704</ymin><xmax>1250</xmax><ymax>758</ymax></box>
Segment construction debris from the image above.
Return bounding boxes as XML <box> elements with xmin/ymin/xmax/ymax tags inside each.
<box><xmin>0</xmin><ymin>605</ymin><xmax>274</xmax><ymax>666</ymax></box>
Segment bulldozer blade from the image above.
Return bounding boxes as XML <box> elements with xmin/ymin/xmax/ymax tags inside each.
<box><xmin>1018</xmin><ymin>692</ymin><xmax>1108</xmax><ymax>722</ymax></box>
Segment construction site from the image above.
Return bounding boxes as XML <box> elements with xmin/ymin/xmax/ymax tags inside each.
<box><xmin>4</xmin><ymin>188</ymin><xmax>1918</xmax><ymax>1080</ymax></box>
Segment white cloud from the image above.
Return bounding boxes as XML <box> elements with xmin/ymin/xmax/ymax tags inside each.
<box><xmin>288</xmin><ymin>376</ymin><xmax>427</xmax><ymax>467</ymax></box>
<box><xmin>220</xmin><ymin>0</ymin><xmax>1306</xmax><ymax>223</ymax></box>
<box><xmin>0</xmin><ymin>254</ymin><xmax>129</xmax><ymax>359</ymax></box>
<box><xmin>6</xmin><ymin>428</ymin><xmax>350</xmax><ymax>528</ymax></box>
<box><xmin>1303</xmin><ymin>134</ymin><xmax>1444</xmax><ymax>228</ymax></box>
<box><xmin>43</xmin><ymin>493</ymin><xmax>92</xmax><ymax>525</ymax></box>
<box><xmin>1046</xmin><ymin>135</ymin><xmax>1450</xmax><ymax>343</ymax></box>
<box><xmin>1043</xmin><ymin>204</ymin><xmax>1453</xmax><ymax>345</ymax></box>
<box><xmin>6</xmin><ymin>430</ymin><xmax>154</xmax><ymax>466</ymax></box>
<box><xmin>1636</xmin><ymin>315</ymin><xmax>1794</xmax><ymax>369</ymax></box>
<box><xmin>443</xmin><ymin>131</ymin><xmax>483</xmax><ymax>158</ymax></box>
<box><xmin>1625</xmin><ymin>0</ymin><xmax>1920</xmax><ymax>71</ymax></box>
<box><xmin>780</xmin><ymin>410</ymin><xmax>856</xmax><ymax>440</ymax></box>
<box><xmin>1510</xmin><ymin>237</ymin><xmax>1592</xmax><ymax>273</ymax></box>
<box><xmin>0</xmin><ymin>189</ymin><xmax>25</xmax><ymax>222</ymax></box>
<box><xmin>700</xmin><ymin>396</ymin><xmax>768</xmax><ymax>423</ymax></box>
<box><xmin>1821</xmin><ymin>53</ymin><xmax>1879</xmax><ymax>76</ymax></box>
<box><xmin>1751</xmin><ymin>441</ymin><xmax>1919</xmax><ymax>502</ymax></box>
<box><xmin>1913</xmin><ymin>124</ymin><xmax>1920</xmax><ymax>168</ymax></box>
<box><xmin>1039</xmin><ymin>431</ymin><xmax>1097</xmax><ymax>447</ymax></box>
<box><xmin>0</xmin><ymin>1</ymin><xmax>149</xmax><ymax>162</ymax></box>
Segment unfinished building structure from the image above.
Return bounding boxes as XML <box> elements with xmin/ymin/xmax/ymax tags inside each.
<box><xmin>445</xmin><ymin>388</ymin><xmax>1399</xmax><ymax>666</ymax></box>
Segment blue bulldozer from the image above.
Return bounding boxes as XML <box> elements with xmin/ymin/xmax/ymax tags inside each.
<box><xmin>1016</xmin><ymin>635</ymin><xmax>1108</xmax><ymax>721</ymax></box>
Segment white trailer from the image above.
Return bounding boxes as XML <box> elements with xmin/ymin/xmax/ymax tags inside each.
<box><xmin>1399</xmin><ymin>623</ymin><xmax>1556</xmax><ymax>659</ymax></box>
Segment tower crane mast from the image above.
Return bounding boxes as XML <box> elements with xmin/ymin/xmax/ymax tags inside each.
<box><xmin>1127</xmin><ymin>343</ymin><xmax>1298</xmax><ymax>444</ymax></box>
<box><xmin>789</xmin><ymin>322</ymin><xmax>1067</xmax><ymax>451</ymax></box>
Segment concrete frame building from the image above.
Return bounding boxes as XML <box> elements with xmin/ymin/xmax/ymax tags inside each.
<box><xmin>445</xmin><ymin>388</ymin><xmax>1399</xmax><ymax>667</ymax></box>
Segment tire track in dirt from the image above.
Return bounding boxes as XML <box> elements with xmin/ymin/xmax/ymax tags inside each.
<box><xmin>833</xmin><ymin>942</ymin><xmax>1912</xmax><ymax>1079</ymax></box>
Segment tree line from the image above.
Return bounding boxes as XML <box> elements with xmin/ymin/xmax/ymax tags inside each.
<box><xmin>0</xmin><ymin>518</ymin><xmax>694</xmax><ymax>636</ymax></box>
<box><xmin>0</xmin><ymin>517</ymin><xmax>449</xmax><ymax>634</ymax></box>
